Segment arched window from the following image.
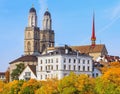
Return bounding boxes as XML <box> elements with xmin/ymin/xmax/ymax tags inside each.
<box><xmin>27</xmin><ymin>42</ymin><xmax>31</xmax><ymax>51</ymax></box>
<box><xmin>31</xmin><ymin>16</ymin><xmax>34</xmax><ymax>27</ymax></box>
<box><xmin>42</xmin><ymin>44</ymin><xmax>46</xmax><ymax>52</ymax></box>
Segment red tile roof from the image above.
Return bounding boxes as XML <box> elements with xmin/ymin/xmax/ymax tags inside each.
<box><xmin>71</xmin><ymin>44</ymin><xmax>106</xmax><ymax>54</ymax></box>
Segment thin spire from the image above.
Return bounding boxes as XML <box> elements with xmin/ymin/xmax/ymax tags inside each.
<box><xmin>91</xmin><ymin>12</ymin><xmax>96</xmax><ymax>47</ymax></box>
<box><xmin>32</xmin><ymin>4</ymin><xmax>34</xmax><ymax>7</ymax></box>
<box><xmin>47</xmin><ymin>8</ymin><xmax>48</xmax><ymax>11</ymax></box>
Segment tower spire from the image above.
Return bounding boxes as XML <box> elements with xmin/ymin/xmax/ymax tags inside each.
<box><xmin>91</xmin><ymin>12</ymin><xmax>96</xmax><ymax>47</ymax></box>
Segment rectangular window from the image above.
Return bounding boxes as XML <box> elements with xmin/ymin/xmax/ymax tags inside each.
<box><xmin>48</xmin><ymin>65</ymin><xmax>50</xmax><ymax>70</ymax></box>
<box><xmin>64</xmin><ymin>65</ymin><xmax>66</xmax><ymax>70</ymax></box>
<box><xmin>56</xmin><ymin>65</ymin><xmax>58</xmax><ymax>70</ymax></box>
<box><xmin>56</xmin><ymin>58</ymin><xmax>58</xmax><ymax>63</ymax></box>
<box><xmin>51</xmin><ymin>59</ymin><xmax>53</xmax><ymax>63</ymax></box>
<box><xmin>64</xmin><ymin>58</ymin><xmax>66</xmax><ymax>63</ymax></box>
<box><xmin>25</xmin><ymin>72</ymin><xmax>31</xmax><ymax>76</ymax></box>
<box><xmin>74</xmin><ymin>59</ymin><xmax>76</xmax><ymax>63</ymax></box>
<box><xmin>40</xmin><ymin>66</ymin><xmax>43</xmax><ymax>71</ymax></box>
<box><xmin>45</xmin><ymin>75</ymin><xmax>47</xmax><ymax>79</ymax></box>
<box><xmin>83</xmin><ymin>60</ymin><xmax>85</xmax><ymax>64</ymax></box>
<box><xmin>83</xmin><ymin>66</ymin><xmax>85</xmax><ymax>71</ymax></box>
<box><xmin>78</xmin><ymin>66</ymin><xmax>80</xmax><ymax>70</ymax></box>
<box><xmin>96</xmin><ymin>73</ymin><xmax>98</xmax><ymax>77</ymax></box>
<box><xmin>41</xmin><ymin>75</ymin><xmax>42</xmax><ymax>79</ymax></box>
<box><xmin>69</xmin><ymin>65</ymin><xmax>71</xmax><ymax>70</ymax></box>
<box><xmin>40</xmin><ymin>60</ymin><xmax>42</xmax><ymax>64</ymax></box>
<box><xmin>46</xmin><ymin>66</ymin><xmax>47</xmax><ymax>71</ymax></box>
<box><xmin>87</xmin><ymin>60</ymin><xmax>90</xmax><ymax>64</ymax></box>
<box><xmin>88</xmin><ymin>66</ymin><xmax>90</xmax><ymax>71</ymax></box>
<box><xmin>51</xmin><ymin>65</ymin><xmax>53</xmax><ymax>70</ymax></box>
<box><xmin>74</xmin><ymin>65</ymin><xmax>76</xmax><ymax>70</ymax></box>
<box><xmin>79</xmin><ymin>59</ymin><xmax>80</xmax><ymax>63</ymax></box>
<box><xmin>48</xmin><ymin>59</ymin><xmax>50</xmax><ymax>63</ymax></box>
<box><xmin>69</xmin><ymin>59</ymin><xmax>71</xmax><ymax>63</ymax></box>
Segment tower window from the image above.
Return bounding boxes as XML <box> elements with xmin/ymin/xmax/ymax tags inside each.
<box><xmin>27</xmin><ymin>42</ymin><xmax>31</xmax><ymax>52</ymax></box>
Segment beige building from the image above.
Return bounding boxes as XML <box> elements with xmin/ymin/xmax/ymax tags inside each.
<box><xmin>44</xmin><ymin>15</ymin><xmax>108</xmax><ymax>60</ymax></box>
<box><xmin>9</xmin><ymin>6</ymin><xmax>54</xmax><ymax>81</ymax></box>
<box><xmin>71</xmin><ymin>44</ymin><xmax>108</xmax><ymax>60</ymax></box>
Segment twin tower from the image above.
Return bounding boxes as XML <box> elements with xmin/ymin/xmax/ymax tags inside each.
<box><xmin>24</xmin><ymin>6</ymin><xmax>54</xmax><ymax>55</ymax></box>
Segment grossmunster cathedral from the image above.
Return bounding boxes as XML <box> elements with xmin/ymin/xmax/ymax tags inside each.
<box><xmin>9</xmin><ymin>6</ymin><xmax>109</xmax><ymax>81</ymax></box>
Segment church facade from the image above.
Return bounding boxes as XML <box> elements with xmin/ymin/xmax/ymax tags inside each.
<box><xmin>9</xmin><ymin>6</ymin><xmax>54</xmax><ymax>81</ymax></box>
<box><xmin>24</xmin><ymin>7</ymin><xmax>54</xmax><ymax>55</ymax></box>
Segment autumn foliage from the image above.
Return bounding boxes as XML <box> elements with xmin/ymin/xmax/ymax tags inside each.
<box><xmin>0</xmin><ymin>62</ymin><xmax>120</xmax><ymax>94</ymax></box>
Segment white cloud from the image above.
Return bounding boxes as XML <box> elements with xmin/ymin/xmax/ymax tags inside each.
<box><xmin>38</xmin><ymin>0</ymin><xmax>48</xmax><ymax>28</ymax></box>
<box><xmin>111</xmin><ymin>3</ymin><xmax>120</xmax><ymax>19</ymax></box>
<box><xmin>38</xmin><ymin>0</ymin><xmax>48</xmax><ymax>18</ymax></box>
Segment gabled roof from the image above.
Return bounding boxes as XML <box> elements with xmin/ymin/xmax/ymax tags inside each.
<box><xmin>9</xmin><ymin>55</ymin><xmax>37</xmax><ymax>64</ymax></box>
<box><xmin>28</xmin><ymin>65</ymin><xmax>36</xmax><ymax>76</ymax></box>
<box><xmin>71</xmin><ymin>44</ymin><xmax>106</xmax><ymax>54</ymax></box>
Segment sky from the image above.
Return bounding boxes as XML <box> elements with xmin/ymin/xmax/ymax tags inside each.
<box><xmin>0</xmin><ymin>0</ymin><xmax>120</xmax><ymax>71</ymax></box>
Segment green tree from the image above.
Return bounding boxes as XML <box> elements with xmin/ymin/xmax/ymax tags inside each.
<box><xmin>11</xmin><ymin>63</ymin><xmax>25</xmax><ymax>80</ymax></box>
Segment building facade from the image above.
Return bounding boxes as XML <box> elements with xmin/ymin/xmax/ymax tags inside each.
<box><xmin>0</xmin><ymin>72</ymin><xmax>6</xmax><ymax>81</ymax></box>
<box><xmin>19</xmin><ymin>65</ymin><xmax>37</xmax><ymax>80</ymax></box>
<box><xmin>37</xmin><ymin>46</ymin><xmax>93</xmax><ymax>80</ymax></box>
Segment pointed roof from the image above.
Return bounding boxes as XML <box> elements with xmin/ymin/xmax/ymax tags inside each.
<box><xmin>44</xmin><ymin>8</ymin><xmax>51</xmax><ymax>17</ymax></box>
<box><xmin>29</xmin><ymin>5</ymin><xmax>36</xmax><ymax>13</ymax></box>
<box><xmin>91</xmin><ymin>13</ymin><xmax>96</xmax><ymax>41</ymax></box>
<box><xmin>28</xmin><ymin>65</ymin><xmax>36</xmax><ymax>76</ymax></box>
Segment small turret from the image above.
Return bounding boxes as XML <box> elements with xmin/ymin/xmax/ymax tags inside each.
<box><xmin>42</xmin><ymin>8</ymin><xmax>52</xmax><ymax>30</ymax></box>
<box><xmin>28</xmin><ymin>5</ymin><xmax>37</xmax><ymax>27</ymax></box>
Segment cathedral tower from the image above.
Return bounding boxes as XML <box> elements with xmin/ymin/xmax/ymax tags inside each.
<box><xmin>24</xmin><ymin>6</ymin><xmax>40</xmax><ymax>55</ymax></box>
<box><xmin>91</xmin><ymin>13</ymin><xmax>96</xmax><ymax>47</ymax></box>
<box><xmin>40</xmin><ymin>9</ymin><xmax>54</xmax><ymax>53</ymax></box>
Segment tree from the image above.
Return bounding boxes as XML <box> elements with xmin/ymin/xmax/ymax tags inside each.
<box><xmin>11</xmin><ymin>63</ymin><xmax>25</xmax><ymax>80</ymax></box>
<box><xmin>5</xmin><ymin>68</ymin><xmax>10</xmax><ymax>83</ymax></box>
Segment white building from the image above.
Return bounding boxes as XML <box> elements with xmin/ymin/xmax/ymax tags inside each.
<box><xmin>37</xmin><ymin>45</ymin><xmax>93</xmax><ymax>80</ymax></box>
<box><xmin>19</xmin><ymin>65</ymin><xmax>37</xmax><ymax>80</ymax></box>
<box><xmin>92</xmin><ymin>67</ymin><xmax>102</xmax><ymax>77</ymax></box>
<box><xmin>0</xmin><ymin>72</ymin><xmax>6</xmax><ymax>81</ymax></box>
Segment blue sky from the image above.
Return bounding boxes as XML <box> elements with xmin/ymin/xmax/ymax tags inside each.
<box><xmin>0</xmin><ymin>0</ymin><xmax>120</xmax><ymax>71</ymax></box>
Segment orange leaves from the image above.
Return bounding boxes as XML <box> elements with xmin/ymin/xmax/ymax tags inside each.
<box><xmin>0</xmin><ymin>80</ymin><xmax>5</xmax><ymax>93</ymax></box>
<box><xmin>102</xmin><ymin>67</ymin><xmax>120</xmax><ymax>85</ymax></box>
<box><xmin>1</xmin><ymin>67</ymin><xmax>120</xmax><ymax>94</ymax></box>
